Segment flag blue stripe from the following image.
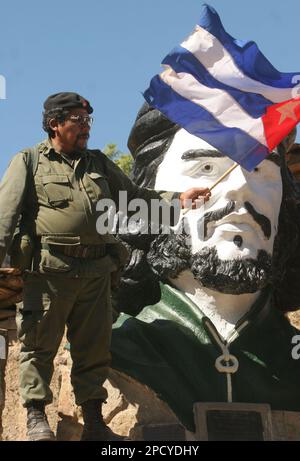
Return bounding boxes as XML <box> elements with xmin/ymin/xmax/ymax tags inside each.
<box><xmin>199</xmin><ymin>4</ymin><xmax>299</xmax><ymax>89</ymax></box>
<box><xmin>162</xmin><ymin>45</ymin><xmax>273</xmax><ymax>118</ymax></box>
<box><xmin>144</xmin><ymin>75</ymin><xmax>268</xmax><ymax>171</ymax></box>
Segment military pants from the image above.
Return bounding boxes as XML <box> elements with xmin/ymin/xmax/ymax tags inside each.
<box><xmin>16</xmin><ymin>270</ymin><xmax>113</xmax><ymax>406</ymax></box>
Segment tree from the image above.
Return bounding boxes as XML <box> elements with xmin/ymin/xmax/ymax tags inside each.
<box><xmin>103</xmin><ymin>143</ymin><xmax>133</xmax><ymax>177</ymax></box>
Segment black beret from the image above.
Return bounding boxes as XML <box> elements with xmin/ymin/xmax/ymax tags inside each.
<box><xmin>43</xmin><ymin>92</ymin><xmax>93</xmax><ymax>114</ymax></box>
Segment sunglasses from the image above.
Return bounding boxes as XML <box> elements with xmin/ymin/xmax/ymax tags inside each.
<box><xmin>68</xmin><ymin>115</ymin><xmax>94</xmax><ymax>127</ymax></box>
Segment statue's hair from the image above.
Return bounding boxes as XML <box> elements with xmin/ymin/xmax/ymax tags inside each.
<box><xmin>128</xmin><ymin>104</ymin><xmax>179</xmax><ymax>188</ymax></box>
<box><xmin>116</xmin><ymin>103</ymin><xmax>300</xmax><ymax>314</ymax></box>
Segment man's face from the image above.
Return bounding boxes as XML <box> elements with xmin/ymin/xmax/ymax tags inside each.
<box><xmin>54</xmin><ymin>108</ymin><xmax>91</xmax><ymax>152</ymax></box>
<box><xmin>153</xmin><ymin>129</ymin><xmax>282</xmax><ymax>292</ymax></box>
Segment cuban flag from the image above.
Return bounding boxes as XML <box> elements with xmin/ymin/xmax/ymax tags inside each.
<box><xmin>144</xmin><ymin>4</ymin><xmax>300</xmax><ymax>171</ymax></box>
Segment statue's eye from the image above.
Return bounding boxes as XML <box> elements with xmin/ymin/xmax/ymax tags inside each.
<box><xmin>183</xmin><ymin>160</ymin><xmax>220</xmax><ymax>178</ymax></box>
<box><xmin>200</xmin><ymin>163</ymin><xmax>214</xmax><ymax>174</ymax></box>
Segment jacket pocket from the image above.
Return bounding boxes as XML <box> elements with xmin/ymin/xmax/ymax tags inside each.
<box><xmin>41</xmin><ymin>174</ymin><xmax>73</xmax><ymax>207</ymax></box>
<box><xmin>85</xmin><ymin>172</ymin><xmax>111</xmax><ymax>200</ymax></box>
<box><xmin>39</xmin><ymin>248</ymin><xmax>74</xmax><ymax>273</ymax></box>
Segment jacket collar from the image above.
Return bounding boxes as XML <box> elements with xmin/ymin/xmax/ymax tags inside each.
<box><xmin>38</xmin><ymin>138</ymin><xmax>89</xmax><ymax>158</ymax></box>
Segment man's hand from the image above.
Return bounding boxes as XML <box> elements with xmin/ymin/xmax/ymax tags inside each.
<box><xmin>179</xmin><ymin>187</ymin><xmax>211</xmax><ymax>209</ymax></box>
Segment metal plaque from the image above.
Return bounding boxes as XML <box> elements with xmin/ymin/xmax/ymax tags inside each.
<box><xmin>194</xmin><ymin>402</ymin><xmax>273</xmax><ymax>441</ymax></box>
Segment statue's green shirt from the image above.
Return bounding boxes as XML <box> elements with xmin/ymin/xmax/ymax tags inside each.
<box><xmin>112</xmin><ymin>283</ymin><xmax>300</xmax><ymax>431</ymax></box>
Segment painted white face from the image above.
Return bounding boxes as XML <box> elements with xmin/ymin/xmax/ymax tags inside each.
<box><xmin>154</xmin><ymin>128</ymin><xmax>282</xmax><ymax>260</ymax></box>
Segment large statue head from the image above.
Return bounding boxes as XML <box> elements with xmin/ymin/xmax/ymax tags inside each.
<box><xmin>117</xmin><ymin>103</ymin><xmax>300</xmax><ymax>315</ymax></box>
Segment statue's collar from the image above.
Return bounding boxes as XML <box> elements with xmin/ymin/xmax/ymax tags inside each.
<box><xmin>160</xmin><ymin>282</ymin><xmax>272</xmax><ymax>345</ymax></box>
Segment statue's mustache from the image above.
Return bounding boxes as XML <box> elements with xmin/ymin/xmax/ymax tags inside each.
<box><xmin>200</xmin><ymin>200</ymin><xmax>271</xmax><ymax>239</ymax></box>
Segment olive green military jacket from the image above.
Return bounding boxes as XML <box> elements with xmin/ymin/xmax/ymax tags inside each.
<box><xmin>112</xmin><ymin>283</ymin><xmax>300</xmax><ymax>431</ymax></box>
<box><xmin>0</xmin><ymin>139</ymin><xmax>177</xmax><ymax>267</ymax></box>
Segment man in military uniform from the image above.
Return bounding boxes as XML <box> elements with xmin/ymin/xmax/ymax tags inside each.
<box><xmin>0</xmin><ymin>92</ymin><xmax>209</xmax><ymax>441</ymax></box>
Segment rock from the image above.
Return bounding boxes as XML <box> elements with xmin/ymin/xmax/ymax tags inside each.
<box><xmin>272</xmin><ymin>411</ymin><xmax>300</xmax><ymax>441</ymax></box>
<box><xmin>55</xmin><ymin>359</ymin><xmax>180</xmax><ymax>440</ymax></box>
<box><xmin>57</xmin><ymin>364</ymin><xmax>78</xmax><ymax>420</ymax></box>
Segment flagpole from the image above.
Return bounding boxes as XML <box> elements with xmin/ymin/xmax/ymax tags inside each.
<box><xmin>209</xmin><ymin>162</ymin><xmax>239</xmax><ymax>191</ymax></box>
<box><xmin>181</xmin><ymin>162</ymin><xmax>239</xmax><ymax>216</ymax></box>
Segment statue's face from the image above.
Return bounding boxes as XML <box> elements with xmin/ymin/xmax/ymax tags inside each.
<box><xmin>154</xmin><ymin>128</ymin><xmax>282</xmax><ymax>262</ymax></box>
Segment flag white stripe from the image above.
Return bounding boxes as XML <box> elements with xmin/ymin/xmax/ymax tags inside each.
<box><xmin>160</xmin><ymin>66</ymin><xmax>268</xmax><ymax>146</ymax></box>
<box><xmin>181</xmin><ymin>25</ymin><xmax>296</xmax><ymax>103</ymax></box>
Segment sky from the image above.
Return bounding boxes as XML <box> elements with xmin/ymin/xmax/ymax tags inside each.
<box><xmin>0</xmin><ymin>0</ymin><xmax>299</xmax><ymax>177</ymax></box>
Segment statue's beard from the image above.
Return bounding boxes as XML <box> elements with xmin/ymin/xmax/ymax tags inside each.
<box><xmin>147</xmin><ymin>232</ymin><xmax>272</xmax><ymax>295</ymax></box>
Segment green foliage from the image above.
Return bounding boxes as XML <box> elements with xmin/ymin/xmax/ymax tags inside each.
<box><xmin>103</xmin><ymin>143</ymin><xmax>133</xmax><ymax>176</ymax></box>
<box><xmin>103</xmin><ymin>143</ymin><xmax>118</xmax><ymax>159</ymax></box>
<box><xmin>115</xmin><ymin>154</ymin><xmax>133</xmax><ymax>177</ymax></box>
